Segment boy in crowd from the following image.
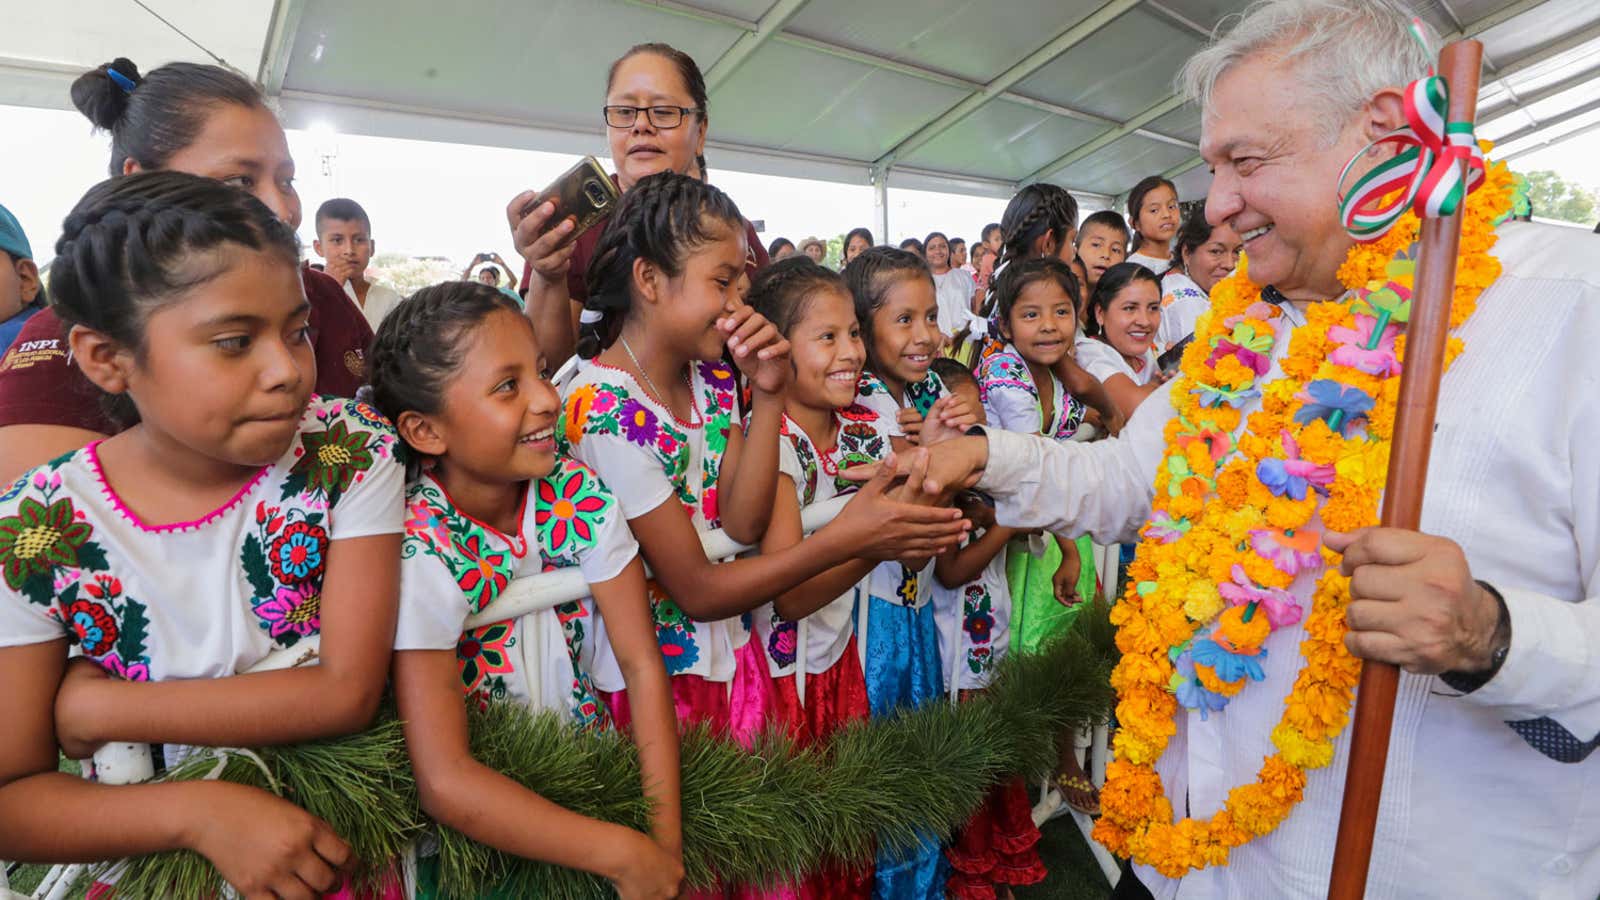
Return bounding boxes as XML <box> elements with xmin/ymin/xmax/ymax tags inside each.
<box><xmin>950</xmin><ymin>237</ymin><xmax>971</xmax><ymax>274</ymax></box>
<box><xmin>0</xmin><ymin>204</ymin><xmax>44</xmax><ymax>353</ymax></box>
<box><xmin>314</xmin><ymin>198</ymin><xmax>403</xmax><ymax>329</ymax></box>
<box><xmin>1076</xmin><ymin>210</ymin><xmax>1130</xmax><ymax>295</ymax></box>
<box><xmin>981</xmin><ymin>222</ymin><xmax>1003</xmax><ymax>260</ymax></box>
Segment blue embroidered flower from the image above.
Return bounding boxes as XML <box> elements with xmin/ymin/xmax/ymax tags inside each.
<box><xmin>656</xmin><ymin>626</ymin><xmax>700</xmax><ymax>674</ymax></box>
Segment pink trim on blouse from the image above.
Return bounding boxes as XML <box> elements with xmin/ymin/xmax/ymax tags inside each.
<box><xmin>85</xmin><ymin>441</ymin><xmax>270</xmax><ymax>534</ymax></box>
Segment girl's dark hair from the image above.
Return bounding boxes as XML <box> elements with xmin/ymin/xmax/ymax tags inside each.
<box><xmin>842</xmin><ymin>246</ymin><xmax>931</xmax><ymax>370</ymax></box>
<box><xmin>1172</xmin><ymin>203</ymin><xmax>1215</xmax><ymax>268</ymax></box>
<box><xmin>71</xmin><ymin>59</ymin><xmax>265</xmax><ymax>177</ymax></box>
<box><xmin>49</xmin><ymin>170</ymin><xmax>300</xmax><ymax>424</ymax></box>
<box><xmin>607</xmin><ymin>43</ymin><xmax>709</xmax><ymax>127</ymax></box>
<box><xmin>991</xmin><ymin>257</ymin><xmax>1080</xmax><ymax>327</ymax></box>
<box><xmin>748</xmin><ymin>256</ymin><xmax>848</xmax><ymax>338</ymax></box>
<box><xmin>367</xmin><ymin>281</ymin><xmax>521</xmax><ymax>449</ymax></box>
<box><xmin>845</xmin><ymin>227</ymin><xmax>874</xmax><ymax>248</ymax></box>
<box><xmin>767</xmin><ymin>237</ymin><xmax>795</xmax><ymax>258</ymax></box>
<box><xmin>899</xmin><ymin>237</ymin><xmax>924</xmax><ymax>257</ymax></box>
<box><xmin>1126</xmin><ymin>175</ymin><xmax>1177</xmax><ymax>254</ymax></box>
<box><xmin>578</xmin><ymin>171</ymin><xmax>744</xmax><ymax>359</ymax></box>
<box><xmin>929</xmin><ymin>356</ymin><xmax>976</xmax><ymax>390</ymax></box>
<box><xmin>1087</xmin><ymin>261</ymin><xmax>1161</xmax><ymax>338</ymax></box>
<box><xmin>996</xmin><ymin>183</ymin><xmax>1078</xmax><ymax>272</ymax></box>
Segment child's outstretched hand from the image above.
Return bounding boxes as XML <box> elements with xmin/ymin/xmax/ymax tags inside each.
<box><xmin>1053</xmin><ymin>541</ymin><xmax>1083</xmax><ymax>608</ymax></box>
<box><xmin>610</xmin><ymin>831</ymin><xmax>685</xmax><ymax>899</ymax></box>
<box><xmin>719</xmin><ymin>307</ymin><xmax>790</xmax><ymax>396</ymax></box>
<box><xmin>832</xmin><ymin>453</ymin><xmax>970</xmax><ymax>560</ymax></box>
<box><xmin>918</xmin><ymin>394</ymin><xmax>978</xmax><ymax>447</ymax></box>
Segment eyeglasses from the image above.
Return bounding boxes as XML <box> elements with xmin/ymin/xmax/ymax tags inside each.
<box><xmin>603</xmin><ymin>105</ymin><xmax>701</xmax><ymax>129</ymax></box>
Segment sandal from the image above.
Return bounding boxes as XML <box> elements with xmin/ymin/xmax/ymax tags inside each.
<box><xmin>1056</xmin><ymin>773</ymin><xmax>1101</xmax><ymax>817</ymax></box>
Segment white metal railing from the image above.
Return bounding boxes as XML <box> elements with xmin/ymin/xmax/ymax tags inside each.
<box><xmin>7</xmin><ymin>495</ymin><xmax>1122</xmax><ymax>896</ymax></box>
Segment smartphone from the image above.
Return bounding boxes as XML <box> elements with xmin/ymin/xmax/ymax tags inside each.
<box><xmin>1157</xmin><ymin>333</ymin><xmax>1194</xmax><ymax>376</ymax></box>
<box><xmin>527</xmin><ymin>156</ymin><xmax>621</xmax><ymax>245</ymax></box>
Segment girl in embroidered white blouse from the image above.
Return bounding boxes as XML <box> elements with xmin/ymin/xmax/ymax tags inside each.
<box><xmin>0</xmin><ymin>172</ymin><xmax>405</xmax><ymax>897</ymax></box>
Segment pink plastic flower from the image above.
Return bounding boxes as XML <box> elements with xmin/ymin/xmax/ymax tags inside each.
<box><xmin>1250</xmin><ymin>527</ymin><xmax>1324</xmax><ymax>577</ymax></box>
<box><xmin>1217</xmin><ymin>564</ymin><xmax>1303</xmax><ymax>629</ymax></box>
<box><xmin>1328</xmin><ymin>314</ymin><xmax>1401</xmax><ymax>377</ymax></box>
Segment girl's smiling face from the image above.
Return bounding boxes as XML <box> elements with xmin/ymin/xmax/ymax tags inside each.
<box><xmin>867</xmin><ymin>274</ymin><xmax>940</xmax><ymax>391</ymax></box>
<box><xmin>1003</xmin><ymin>279</ymin><xmax>1077</xmax><ymax>368</ymax></box>
<box><xmin>1098</xmin><ymin>278</ymin><xmax>1162</xmax><ymax>360</ymax></box>
<box><xmin>1186</xmin><ymin>223</ymin><xmax>1245</xmax><ymax>294</ymax></box>
<box><xmin>786</xmin><ymin>287</ymin><xmax>864</xmax><ymax>412</ymax></box>
<box><xmin>651</xmin><ymin>220</ymin><xmax>749</xmax><ymax>362</ymax></box>
<box><xmin>428</xmin><ymin>308</ymin><xmax>561</xmax><ymax>484</ymax></box>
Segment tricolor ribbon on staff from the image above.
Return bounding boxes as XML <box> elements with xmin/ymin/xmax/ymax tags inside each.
<box><xmin>1336</xmin><ymin>19</ymin><xmax>1486</xmax><ymax>242</ymax></box>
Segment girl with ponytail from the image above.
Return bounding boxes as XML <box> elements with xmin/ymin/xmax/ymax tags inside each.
<box><xmin>0</xmin><ymin>56</ymin><xmax>374</xmax><ymax>485</ymax></box>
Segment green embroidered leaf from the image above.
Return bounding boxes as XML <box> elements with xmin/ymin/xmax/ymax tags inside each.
<box><xmin>58</xmin><ymin>582</ymin><xmax>78</xmax><ymax>606</ymax></box>
<box><xmin>75</xmin><ymin>539</ymin><xmax>110</xmax><ymax>573</ymax></box>
<box><xmin>117</xmin><ymin>597</ymin><xmax>149</xmax><ymax>663</ymax></box>
<box><xmin>304</xmin><ymin>512</ymin><xmax>325</xmax><ymax>528</ymax></box>
<box><xmin>279</xmin><ymin>471</ymin><xmax>309</xmax><ymax>502</ymax></box>
<box><xmin>242</xmin><ymin>535</ymin><xmax>275</xmax><ymax>599</ymax></box>
<box><xmin>20</xmin><ymin>570</ymin><xmax>53</xmax><ymax>606</ymax></box>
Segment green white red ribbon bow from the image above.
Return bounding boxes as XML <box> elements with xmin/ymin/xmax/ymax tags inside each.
<box><xmin>1336</xmin><ymin>19</ymin><xmax>1486</xmax><ymax>242</ymax></box>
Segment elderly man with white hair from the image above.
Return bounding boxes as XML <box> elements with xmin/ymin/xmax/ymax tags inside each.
<box><xmin>890</xmin><ymin>0</ymin><xmax>1600</xmax><ymax>897</ymax></box>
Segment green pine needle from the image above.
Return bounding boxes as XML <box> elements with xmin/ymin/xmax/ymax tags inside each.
<box><xmin>109</xmin><ymin>633</ymin><xmax>1113</xmax><ymax>899</ymax></box>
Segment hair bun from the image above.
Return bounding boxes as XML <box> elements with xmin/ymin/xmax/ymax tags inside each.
<box><xmin>70</xmin><ymin>58</ymin><xmax>143</xmax><ymax>131</ymax></box>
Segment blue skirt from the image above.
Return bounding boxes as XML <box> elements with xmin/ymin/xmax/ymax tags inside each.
<box><xmin>862</xmin><ymin>594</ymin><xmax>947</xmax><ymax>900</ymax></box>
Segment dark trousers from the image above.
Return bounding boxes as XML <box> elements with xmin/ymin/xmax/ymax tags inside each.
<box><xmin>1109</xmin><ymin>861</ymin><xmax>1156</xmax><ymax>900</ymax></box>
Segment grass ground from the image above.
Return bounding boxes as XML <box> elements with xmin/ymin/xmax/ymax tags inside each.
<box><xmin>1016</xmin><ymin>814</ymin><xmax>1113</xmax><ymax>900</ymax></box>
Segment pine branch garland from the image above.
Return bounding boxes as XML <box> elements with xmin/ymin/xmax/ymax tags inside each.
<box><xmin>107</xmin><ymin>623</ymin><xmax>1114</xmax><ymax>899</ymax></box>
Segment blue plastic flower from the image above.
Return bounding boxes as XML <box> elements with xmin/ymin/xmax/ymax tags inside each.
<box><xmin>1169</xmin><ymin>652</ymin><xmax>1229</xmax><ymax>720</ymax></box>
<box><xmin>1191</xmin><ymin>637</ymin><xmax>1268</xmax><ymax>684</ymax></box>
<box><xmin>1292</xmin><ymin>379</ymin><xmax>1374</xmax><ymax>436</ymax></box>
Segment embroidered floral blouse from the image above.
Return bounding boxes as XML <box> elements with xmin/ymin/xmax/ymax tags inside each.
<box><xmin>394</xmin><ymin>456</ymin><xmax>637</xmax><ymax>728</ymax></box>
<box><xmin>976</xmin><ymin>342</ymin><xmax>1089</xmax><ymax>444</ymax></box>
<box><xmin>853</xmin><ymin>372</ymin><xmax>940</xmax><ymax>610</ymax></box>
<box><xmin>560</xmin><ymin>359</ymin><xmax>744</xmax><ymax>688</ymax></box>
<box><xmin>931</xmin><ymin>531</ymin><xmax>1012</xmax><ymax>692</ymax></box>
<box><xmin>854</xmin><ymin>369</ymin><xmax>946</xmax><ymax>438</ymax></box>
<box><xmin>756</xmin><ymin>405</ymin><xmax>893</xmax><ymax>677</ymax></box>
<box><xmin>0</xmin><ymin>396</ymin><xmax>402</xmax><ymax>686</ymax></box>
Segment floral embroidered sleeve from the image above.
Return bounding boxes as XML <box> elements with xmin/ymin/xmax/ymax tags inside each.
<box><xmin>393</xmin><ymin>482</ymin><xmax>475</xmax><ymax>652</ymax></box>
<box><xmin>294</xmin><ymin>398</ymin><xmax>405</xmax><ymax>540</ymax></box>
<box><xmin>541</xmin><ymin>460</ymin><xmax>638</xmax><ymax>586</ymax></box>
<box><xmin>0</xmin><ymin>466</ymin><xmax>86</xmax><ymax>648</ymax></box>
<box><xmin>977</xmin><ymin>353</ymin><xmax>1042</xmax><ymax>435</ymax></box>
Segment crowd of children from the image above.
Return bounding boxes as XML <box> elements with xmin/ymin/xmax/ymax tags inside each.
<box><xmin>0</xmin><ymin>38</ymin><xmax>1239</xmax><ymax>900</ymax></box>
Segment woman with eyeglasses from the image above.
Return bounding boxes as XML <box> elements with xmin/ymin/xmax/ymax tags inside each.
<box><xmin>508</xmin><ymin>42</ymin><xmax>770</xmax><ymax>367</ymax></box>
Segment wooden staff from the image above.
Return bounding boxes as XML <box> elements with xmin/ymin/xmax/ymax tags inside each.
<box><xmin>1326</xmin><ymin>38</ymin><xmax>1484</xmax><ymax>900</ymax></box>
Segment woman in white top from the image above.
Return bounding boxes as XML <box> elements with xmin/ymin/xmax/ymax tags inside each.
<box><xmin>1156</xmin><ymin>208</ymin><xmax>1244</xmax><ymax>352</ymax></box>
<box><xmin>925</xmin><ymin>231</ymin><xmax>978</xmax><ymax>341</ymax></box>
<box><xmin>1076</xmin><ymin>261</ymin><xmax>1166</xmax><ymax>419</ymax></box>
<box><xmin>1123</xmin><ymin>175</ymin><xmax>1180</xmax><ymax>275</ymax></box>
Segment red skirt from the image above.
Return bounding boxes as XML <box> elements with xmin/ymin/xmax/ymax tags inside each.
<box><xmin>768</xmin><ymin>640</ymin><xmax>874</xmax><ymax>900</ymax></box>
<box><xmin>945</xmin><ymin>692</ymin><xmax>1046</xmax><ymax>898</ymax></box>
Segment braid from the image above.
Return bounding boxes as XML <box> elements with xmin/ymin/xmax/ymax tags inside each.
<box><xmin>579</xmin><ymin>171</ymin><xmax>745</xmax><ymax>359</ymax></box>
<box><xmin>982</xmin><ymin>184</ymin><xmax>1079</xmax><ymax>321</ymax></box>
<box><xmin>48</xmin><ymin>171</ymin><xmax>300</xmax><ymax>426</ymax></box>
<box><xmin>748</xmin><ymin>256</ymin><xmax>846</xmax><ymax>337</ymax></box>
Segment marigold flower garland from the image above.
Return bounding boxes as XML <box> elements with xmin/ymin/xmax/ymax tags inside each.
<box><xmin>1092</xmin><ymin>157</ymin><xmax>1513</xmax><ymax>877</ymax></box>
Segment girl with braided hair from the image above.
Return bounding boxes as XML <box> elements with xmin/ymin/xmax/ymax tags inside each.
<box><xmin>0</xmin><ymin>171</ymin><xmax>405</xmax><ymax>898</ymax></box>
<box><xmin>366</xmin><ymin>282</ymin><xmax>684</xmax><ymax>899</ymax></box>
<box><xmin>563</xmin><ymin>173</ymin><xmax>962</xmax><ymax>750</ymax></box>
<box><xmin>0</xmin><ymin>56</ymin><xmax>374</xmax><ymax>486</ymax></box>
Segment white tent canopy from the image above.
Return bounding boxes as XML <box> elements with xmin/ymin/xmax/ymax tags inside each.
<box><xmin>4</xmin><ymin>0</ymin><xmax>1598</xmax><ymax>227</ymax></box>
